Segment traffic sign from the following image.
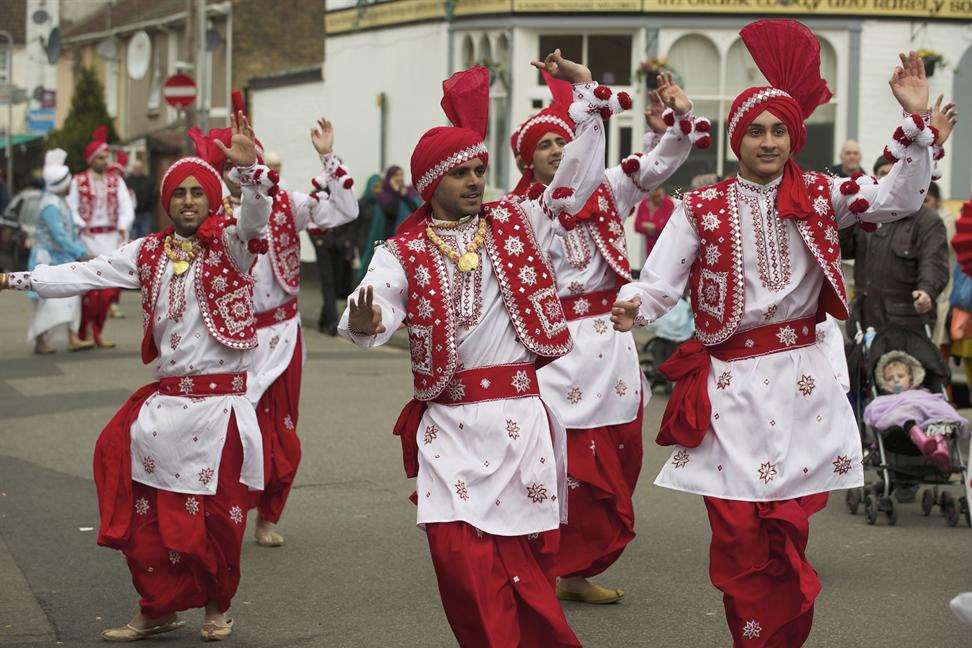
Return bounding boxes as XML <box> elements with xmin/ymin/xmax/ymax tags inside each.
<box><xmin>162</xmin><ymin>73</ymin><xmax>196</xmax><ymax>108</ymax></box>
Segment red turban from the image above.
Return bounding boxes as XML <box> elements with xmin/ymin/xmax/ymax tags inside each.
<box><xmin>187</xmin><ymin>90</ymin><xmax>264</xmax><ymax>170</ymax></box>
<box><xmin>726</xmin><ymin>20</ymin><xmax>832</xmax><ymax>220</ymax></box>
<box><xmin>509</xmin><ymin>71</ymin><xmax>575</xmax><ymax>197</ymax></box>
<box><xmin>85</xmin><ymin>125</ymin><xmax>109</xmax><ymax>165</ymax></box>
<box><xmin>409</xmin><ymin>67</ymin><xmax>490</xmax><ymax>205</ymax></box>
<box><xmin>160</xmin><ymin>157</ymin><xmax>224</xmax><ymax>219</ymax></box>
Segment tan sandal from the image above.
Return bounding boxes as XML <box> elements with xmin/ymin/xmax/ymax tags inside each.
<box><xmin>101</xmin><ymin>619</ymin><xmax>184</xmax><ymax>641</ymax></box>
<box><xmin>201</xmin><ymin>619</ymin><xmax>233</xmax><ymax>641</ymax></box>
<box><xmin>556</xmin><ymin>582</ymin><xmax>625</xmax><ymax>605</ymax></box>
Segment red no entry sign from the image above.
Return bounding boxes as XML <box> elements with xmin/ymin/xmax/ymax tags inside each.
<box><xmin>162</xmin><ymin>74</ymin><xmax>197</xmax><ymax>108</ymax></box>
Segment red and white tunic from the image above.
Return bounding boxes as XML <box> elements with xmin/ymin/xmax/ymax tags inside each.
<box><xmin>246</xmin><ymin>153</ymin><xmax>359</xmax><ymax>403</ymax></box>
<box><xmin>535</xmin><ymin>125</ymin><xmax>693</xmax><ymax>429</ymax></box>
<box><xmin>618</xmin><ymin>122</ymin><xmax>934</xmax><ymax>501</ymax></box>
<box><xmin>338</xmin><ymin>110</ymin><xmax>609</xmax><ymax>536</ymax></box>
<box><xmin>68</xmin><ymin>169</ymin><xmax>135</xmax><ymax>257</ymax></box>
<box><xmin>10</xmin><ymin>176</ymin><xmax>273</xmax><ymax>496</ymax></box>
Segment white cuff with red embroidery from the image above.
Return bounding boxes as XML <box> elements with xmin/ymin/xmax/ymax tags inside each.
<box><xmin>882</xmin><ymin>113</ymin><xmax>938</xmax><ymax>165</ymax></box>
<box><xmin>315</xmin><ymin>153</ymin><xmax>355</xmax><ymax>194</ymax></box>
<box><xmin>5</xmin><ymin>271</ymin><xmax>31</xmax><ymax>290</ymax></box>
<box><xmin>568</xmin><ymin>82</ymin><xmax>633</xmax><ymax>125</ymax></box>
<box><xmin>229</xmin><ymin>163</ymin><xmax>279</xmax><ymax>196</ymax></box>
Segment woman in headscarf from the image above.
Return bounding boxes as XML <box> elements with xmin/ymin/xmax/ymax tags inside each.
<box><xmin>26</xmin><ymin>149</ymin><xmax>93</xmax><ymax>353</ymax></box>
<box><xmin>355</xmin><ymin>173</ymin><xmax>385</xmax><ymax>282</ymax></box>
<box><xmin>377</xmin><ymin>165</ymin><xmax>420</xmax><ymax>238</ymax></box>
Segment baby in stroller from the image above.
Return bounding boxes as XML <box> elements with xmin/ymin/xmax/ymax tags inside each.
<box><xmin>864</xmin><ymin>350</ymin><xmax>968</xmax><ymax>472</ymax></box>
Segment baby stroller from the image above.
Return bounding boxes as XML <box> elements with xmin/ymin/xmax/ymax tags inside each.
<box><xmin>845</xmin><ymin>319</ymin><xmax>970</xmax><ymax>527</ymax></box>
<box><xmin>640</xmin><ymin>298</ymin><xmax>694</xmax><ymax>395</ymax></box>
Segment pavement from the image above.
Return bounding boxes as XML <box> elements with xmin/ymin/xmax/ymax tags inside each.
<box><xmin>1</xmin><ymin>283</ymin><xmax>970</xmax><ymax>648</ymax></box>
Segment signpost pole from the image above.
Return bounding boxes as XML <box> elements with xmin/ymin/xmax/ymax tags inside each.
<box><xmin>0</xmin><ymin>30</ymin><xmax>13</xmax><ymax>193</ymax></box>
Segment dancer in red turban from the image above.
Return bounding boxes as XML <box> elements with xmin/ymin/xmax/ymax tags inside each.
<box><xmin>68</xmin><ymin>125</ymin><xmax>135</xmax><ymax>348</ymax></box>
<box><xmin>1</xmin><ymin>113</ymin><xmax>280</xmax><ymax>642</ymax></box>
<box><xmin>339</xmin><ymin>49</ymin><xmax>631</xmax><ymax>646</ymax></box>
<box><xmin>612</xmin><ymin>20</ymin><xmax>956</xmax><ymax>646</ymax></box>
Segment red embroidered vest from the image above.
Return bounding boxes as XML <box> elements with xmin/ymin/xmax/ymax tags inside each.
<box><xmin>685</xmin><ymin>174</ymin><xmax>848</xmax><ymax>346</ymax></box>
<box><xmin>386</xmin><ymin>199</ymin><xmax>572</xmax><ymax>401</ymax></box>
<box><xmin>136</xmin><ymin>227</ymin><xmax>257</xmax><ymax>364</ymax></box>
<box><xmin>267</xmin><ymin>190</ymin><xmax>301</xmax><ymax>295</ymax></box>
<box><xmin>573</xmin><ymin>181</ymin><xmax>632</xmax><ymax>282</ymax></box>
<box><xmin>75</xmin><ymin>170</ymin><xmax>120</xmax><ymax>226</ymax></box>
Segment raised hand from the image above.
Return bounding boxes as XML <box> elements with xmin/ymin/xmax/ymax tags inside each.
<box><xmin>310</xmin><ymin>118</ymin><xmax>334</xmax><ymax>155</ymax></box>
<box><xmin>889</xmin><ymin>51</ymin><xmax>929</xmax><ymax>115</ymax></box>
<box><xmin>531</xmin><ymin>49</ymin><xmax>593</xmax><ymax>85</ymax></box>
<box><xmin>656</xmin><ymin>72</ymin><xmax>692</xmax><ymax>116</ymax></box>
<box><xmin>929</xmin><ymin>93</ymin><xmax>958</xmax><ymax>146</ymax></box>
<box><xmin>214</xmin><ymin>111</ymin><xmax>258</xmax><ymax>168</ymax></box>
<box><xmin>348</xmin><ymin>285</ymin><xmax>385</xmax><ymax>336</ymax></box>
<box><xmin>645</xmin><ymin>90</ymin><xmax>668</xmax><ymax>134</ymax></box>
<box><xmin>611</xmin><ymin>296</ymin><xmax>642</xmax><ymax>332</ymax></box>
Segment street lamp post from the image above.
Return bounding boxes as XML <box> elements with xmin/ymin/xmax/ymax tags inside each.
<box><xmin>0</xmin><ymin>30</ymin><xmax>13</xmax><ymax>193</ymax></box>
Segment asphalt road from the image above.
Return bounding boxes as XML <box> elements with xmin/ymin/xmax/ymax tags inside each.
<box><xmin>0</xmin><ymin>287</ymin><xmax>969</xmax><ymax>647</ymax></box>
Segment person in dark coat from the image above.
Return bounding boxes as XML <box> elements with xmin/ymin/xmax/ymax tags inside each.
<box><xmin>840</xmin><ymin>155</ymin><xmax>949</xmax><ymax>334</ymax></box>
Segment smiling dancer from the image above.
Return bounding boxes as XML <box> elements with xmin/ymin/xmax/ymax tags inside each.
<box><xmin>612</xmin><ymin>20</ymin><xmax>956</xmax><ymax>647</ymax></box>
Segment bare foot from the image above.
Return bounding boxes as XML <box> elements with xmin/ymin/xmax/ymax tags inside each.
<box><xmin>254</xmin><ymin>515</ymin><xmax>284</xmax><ymax>547</ymax></box>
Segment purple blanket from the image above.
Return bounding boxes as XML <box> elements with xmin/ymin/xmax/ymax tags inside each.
<box><xmin>864</xmin><ymin>390</ymin><xmax>969</xmax><ymax>437</ymax></box>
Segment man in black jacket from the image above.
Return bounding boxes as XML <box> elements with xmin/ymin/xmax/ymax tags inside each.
<box><xmin>840</xmin><ymin>156</ymin><xmax>949</xmax><ymax>334</ymax></box>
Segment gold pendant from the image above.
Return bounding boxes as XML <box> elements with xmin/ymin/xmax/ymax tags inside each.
<box><xmin>457</xmin><ymin>251</ymin><xmax>479</xmax><ymax>273</ymax></box>
<box><xmin>172</xmin><ymin>260</ymin><xmax>190</xmax><ymax>276</ymax></box>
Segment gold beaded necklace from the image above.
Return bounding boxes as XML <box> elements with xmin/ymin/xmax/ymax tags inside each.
<box><xmin>426</xmin><ymin>217</ymin><xmax>488</xmax><ymax>272</ymax></box>
<box><xmin>163</xmin><ymin>235</ymin><xmax>203</xmax><ymax>275</ymax></box>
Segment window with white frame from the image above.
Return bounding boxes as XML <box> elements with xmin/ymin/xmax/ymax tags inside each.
<box><xmin>662</xmin><ymin>31</ymin><xmax>838</xmax><ymax>191</ymax></box>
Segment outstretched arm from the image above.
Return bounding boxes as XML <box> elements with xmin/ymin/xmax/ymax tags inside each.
<box><xmin>607</xmin><ymin>77</ymin><xmax>702</xmax><ymax>216</ymax></box>
<box><xmin>834</xmin><ymin>53</ymin><xmax>957</xmax><ymax>228</ymax></box>
<box><xmin>291</xmin><ymin>118</ymin><xmax>359</xmax><ymax>232</ymax></box>
<box><xmin>217</xmin><ymin>111</ymin><xmax>276</xmax><ymax>271</ymax></box>
<box><xmin>1</xmin><ymin>239</ymin><xmax>141</xmax><ymax>296</ymax></box>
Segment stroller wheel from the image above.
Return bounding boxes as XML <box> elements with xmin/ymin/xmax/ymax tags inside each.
<box><xmin>960</xmin><ymin>496</ymin><xmax>971</xmax><ymax>528</ymax></box>
<box><xmin>864</xmin><ymin>494</ymin><xmax>878</xmax><ymax>525</ymax></box>
<box><xmin>945</xmin><ymin>495</ymin><xmax>960</xmax><ymax>527</ymax></box>
<box><xmin>940</xmin><ymin>491</ymin><xmax>949</xmax><ymax>516</ymax></box>
<box><xmin>846</xmin><ymin>489</ymin><xmax>861</xmax><ymax>515</ymax></box>
<box><xmin>921</xmin><ymin>489</ymin><xmax>935</xmax><ymax>516</ymax></box>
<box><xmin>882</xmin><ymin>497</ymin><xmax>897</xmax><ymax>526</ymax></box>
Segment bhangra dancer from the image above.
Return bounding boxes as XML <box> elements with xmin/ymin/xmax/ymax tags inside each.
<box><xmin>508</xmin><ymin>65</ymin><xmax>710</xmax><ymax>603</ymax></box>
<box><xmin>611</xmin><ymin>20</ymin><xmax>956</xmax><ymax>647</ymax></box>
<box><xmin>339</xmin><ymin>50</ymin><xmax>628</xmax><ymax>646</ymax></box>
<box><xmin>190</xmin><ymin>105</ymin><xmax>359</xmax><ymax>547</ymax></box>
<box><xmin>68</xmin><ymin>126</ymin><xmax>135</xmax><ymax>348</ymax></box>
<box><xmin>1</xmin><ymin>113</ymin><xmax>276</xmax><ymax>642</ymax></box>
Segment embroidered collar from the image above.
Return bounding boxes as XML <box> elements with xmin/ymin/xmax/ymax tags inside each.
<box><xmin>736</xmin><ymin>174</ymin><xmax>782</xmax><ymax>197</ymax></box>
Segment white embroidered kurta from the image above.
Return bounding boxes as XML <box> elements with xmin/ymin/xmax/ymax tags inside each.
<box><xmin>538</xmin><ymin>128</ymin><xmax>693</xmax><ymax>428</ymax></box>
<box><xmin>338</xmin><ymin>109</ymin><xmax>609</xmax><ymax>536</ymax></box>
<box><xmin>68</xmin><ymin>171</ymin><xmax>135</xmax><ymax>256</ymax></box>
<box><xmin>14</xmin><ymin>182</ymin><xmax>272</xmax><ymax>496</ymax></box>
<box><xmin>247</xmin><ymin>155</ymin><xmax>359</xmax><ymax>403</ymax></box>
<box><xmin>618</xmin><ymin>150</ymin><xmax>932</xmax><ymax>502</ymax></box>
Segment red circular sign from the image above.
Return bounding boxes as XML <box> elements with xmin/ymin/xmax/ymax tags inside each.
<box><xmin>162</xmin><ymin>74</ymin><xmax>197</xmax><ymax>108</ymax></box>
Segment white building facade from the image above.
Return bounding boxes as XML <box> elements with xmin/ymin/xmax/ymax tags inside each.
<box><xmin>250</xmin><ymin>3</ymin><xmax>972</xmax><ymax>266</ymax></box>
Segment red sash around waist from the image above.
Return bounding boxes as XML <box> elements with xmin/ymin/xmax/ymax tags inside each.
<box><xmin>560</xmin><ymin>288</ymin><xmax>617</xmax><ymax>322</ymax></box>
<box><xmin>84</xmin><ymin>226</ymin><xmax>118</xmax><ymax>235</ymax></box>
<box><xmin>157</xmin><ymin>371</ymin><xmax>247</xmax><ymax>397</ymax></box>
<box><xmin>394</xmin><ymin>363</ymin><xmax>540</xmax><ymax>478</ymax></box>
<box><xmin>254</xmin><ymin>297</ymin><xmax>298</xmax><ymax>329</ymax></box>
<box><xmin>658</xmin><ymin>316</ymin><xmax>817</xmax><ymax>449</ymax></box>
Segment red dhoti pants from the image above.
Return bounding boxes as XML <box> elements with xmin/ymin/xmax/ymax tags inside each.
<box><xmin>548</xmin><ymin>403</ymin><xmax>644</xmax><ymax>578</ymax></box>
<box><xmin>426</xmin><ymin>522</ymin><xmax>582</xmax><ymax>648</ymax></box>
<box><xmin>703</xmin><ymin>493</ymin><xmax>829</xmax><ymax>648</ymax></box>
<box><xmin>250</xmin><ymin>331</ymin><xmax>303</xmax><ymax>523</ymax></box>
<box><xmin>94</xmin><ymin>385</ymin><xmax>252</xmax><ymax>618</ymax></box>
<box><xmin>80</xmin><ymin>287</ymin><xmax>120</xmax><ymax>341</ymax></box>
